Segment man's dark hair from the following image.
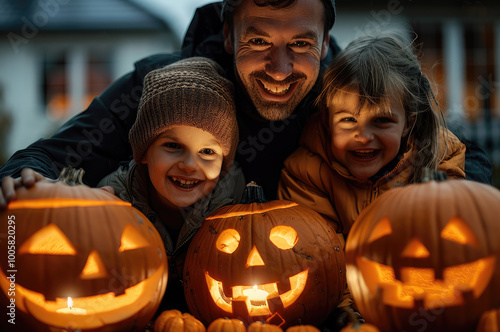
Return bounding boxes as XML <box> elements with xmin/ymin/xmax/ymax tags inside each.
<box><xmin>221</xmin><ymin>0</ymin><xmax>336</xmax><ymax>34</ymax></box>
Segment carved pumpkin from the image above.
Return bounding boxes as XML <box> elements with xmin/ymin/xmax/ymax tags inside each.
<box><xmin>183</xmin><ymin>184</ymin><xmax>346</xmax><ymax>328</ymax></box>
<box><xmin>345</xmin><ymin>179</ymin><xmax>500</xmax><ymax>332</ymax></box>
<box><xmin>154</xmin><ymin>310</ymin><xmax>206</xmax><ymax>332</ymax></box>
<box><xmin>0</xmin><ymin>168</ymin><xmax>168</xmax><ymax>331</ymax></box>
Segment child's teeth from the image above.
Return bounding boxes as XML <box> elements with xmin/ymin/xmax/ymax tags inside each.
<box><xmin>172</xmin><ymin>177</ymin><xmax>199</xmax><ymax>185</ymax></box>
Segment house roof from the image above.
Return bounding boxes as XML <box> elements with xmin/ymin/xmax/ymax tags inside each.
<box><xmin>0</xmin><ymin>0</ymin><xmax>171</xmax><ymax>32</ymax></box>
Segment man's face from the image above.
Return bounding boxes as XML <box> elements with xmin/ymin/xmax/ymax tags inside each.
<box><xmin>224</xmin><ymin>0</ymin><xmax>329</xmax><ymax>120</ymax></box>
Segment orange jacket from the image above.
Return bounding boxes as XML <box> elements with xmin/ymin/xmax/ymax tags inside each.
<box><xmin>278</xmin><ymin>112</ymin><xmax>466</xmax><ymax>243</ymax></box>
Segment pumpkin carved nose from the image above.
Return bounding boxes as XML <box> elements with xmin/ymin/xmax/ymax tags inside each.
<box><xmin>246</xmin><ymin>245</ymin><xmax>265</xmax><ymax>267</ymax></box>
<box><xmin>80</xmin><ymin>250</ymin><xmax>108</xmax><ymax>279</ymax></box>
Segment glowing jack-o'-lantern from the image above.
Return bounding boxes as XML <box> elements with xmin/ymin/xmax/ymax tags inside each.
<box><xmin>183</xmin><ymin>184</ymin><xmax>346</xmax><ymax>328</ymax></box>
<box><xmin>345</xmin><ymin>179</ymin><xmax>500</xmax><ymax>332</ymax></box>
<box><xmin>0</xmin><ymin>168</ymin><xmax>168</xmax><ymax>332</ymax></box>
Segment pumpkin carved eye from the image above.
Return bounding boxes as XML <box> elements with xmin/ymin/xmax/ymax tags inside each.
<box><xmin>119</xmin><ymin>225</ymin><xmax>151</xmax><ymax>252</ymax></box>
<box><xmin>18</xmin><ymin>224</ymin><xmax>77</xmax><ymax>255</ymax></box>
<box><xmin>269</xmin><ymin>226</ymin><xmax>298</xmax><ymax>249</ymax></box>
<box><xmin>216</xmin><ymin>229</ymin><xmax>241</xmax><ymax>254</ymax></box>
<box><xmin>441</xmin><ymin>217</ymin><xmax>478</xmax><ymax>245</ymax></box>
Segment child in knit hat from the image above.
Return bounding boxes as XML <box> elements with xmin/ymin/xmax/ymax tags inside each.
<box><xmin>98</xmin><ymin>57</ymin><xmax>245</xmax><ymax>310</ymax></box>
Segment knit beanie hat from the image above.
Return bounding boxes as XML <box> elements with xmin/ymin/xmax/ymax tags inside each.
<box><xmin>129</xmin><ymin>57</ymin><xmax>238</xmax><ymax>173</ymax></box>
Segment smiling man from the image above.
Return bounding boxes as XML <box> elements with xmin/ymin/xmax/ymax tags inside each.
<box><xmin>0</xmin><ymin>0</ymin><xmax>340</xmax><ymax>202</ymax></box>
<box><xmin>225</xmin><ymin>0</ymin><xmax>329</xmax><ymax>121</ymax></box>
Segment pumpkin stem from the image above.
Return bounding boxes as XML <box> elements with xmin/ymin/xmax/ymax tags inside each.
<box><xmin>57</xmin><ymin>166</ymin><xmax>85</xmax><ymax>186</ymax></box>
<box><xmin>417</xmin><ymin>167</ymin><xmax>448</xmax><ymax>183</ymax></box>
<box><xmin>240</xmin><ymin>181</ymin><xmax>268</xmax><ymax>204</ymax></box>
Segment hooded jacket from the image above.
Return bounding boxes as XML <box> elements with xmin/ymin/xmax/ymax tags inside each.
<box><xmin>98</xmin><ymin>161</ymin><xmax>246</xmax><ymax>311</ymax></box>
<box><xmin>278</xmin><ymin>112</ymin><xmax>466</xmax><ymax>245</ymax></box>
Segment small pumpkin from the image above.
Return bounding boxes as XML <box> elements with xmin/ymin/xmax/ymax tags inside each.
<box><xmin>207</xmin><ymin>317</ymin><xmax>246</xmax><ymax>332</ymax></box>
<box><xmin>184</xmin><ymin>183</ymin><xmax>346</xmax><ymax>328</ymax></box>
<box><xmin>346</xmin><ymin>179</ymin><xmax>500</xmax><ymax>332</ymax></box>
<box><xmin>0</xmin><ymin>167</ymin><xmax>168</xmax><ymax>331</ymax></box>
<box><xmin>154</xmin><ymin>309</ymin><xmax>206</xmax><ymax>332</ymax></box>
<box><xmin>248</xmin><ymin>321</ymin><xmax>284</xmax><ymax>332</ymax></box>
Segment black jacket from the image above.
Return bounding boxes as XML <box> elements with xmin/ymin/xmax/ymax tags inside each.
<box><xmin>0</xmin><ymin>2</ymin><xmax>492</xmax><ymax>198</ymax></box>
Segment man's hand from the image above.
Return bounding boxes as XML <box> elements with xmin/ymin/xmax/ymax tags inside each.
<box><xmin>0</xmin><ymin>168</ymin><xmax>48</xmax><ymax>209</ymax></box>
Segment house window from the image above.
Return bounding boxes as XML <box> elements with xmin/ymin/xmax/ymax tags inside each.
<box><xmin>43</xmin><ymin>50</ymin><xmax>111</xmax><ymax>120</ymax></box>
<box><xmin>43</xmin><ymin>51</ymin><xmax>68</xmax><ymax>120</ymax></box>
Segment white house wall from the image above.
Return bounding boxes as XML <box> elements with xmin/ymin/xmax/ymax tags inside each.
<box><xmin>0</xmin><ymin>31</ymin><xmax>175</xmax><ymax>159</ymax></box>
<box><xmin>0</xmin><ymin>42</ymin><xmax>50</xmax><ymax>159</ymax></box>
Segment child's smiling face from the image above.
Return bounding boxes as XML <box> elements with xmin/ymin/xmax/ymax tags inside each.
<box><xmin>142</xmin><ymin>126</ymin><xmax>224</xmax><ymax>207</ymax></box>
<box><xmin>328</xmin><ymin>88</ymin><xmax>410</xmax><ymax>180</ymax></box>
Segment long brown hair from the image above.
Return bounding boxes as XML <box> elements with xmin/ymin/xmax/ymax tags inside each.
<box><xmin>317</xmin><ymin>33</ymin><xmax>447</xmax><ymax>181</ymax></box>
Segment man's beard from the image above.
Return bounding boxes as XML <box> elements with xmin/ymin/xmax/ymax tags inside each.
<box><xmin>240</xmin><ymin>70</ymin><xmax>310</xmax><ymax>121</ymax></box>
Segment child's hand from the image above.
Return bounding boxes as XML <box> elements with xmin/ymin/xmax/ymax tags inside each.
<box><xmin>0</xmin><ymin>168</ymin><xmax>48</xmax><ymax>209</ymax></box>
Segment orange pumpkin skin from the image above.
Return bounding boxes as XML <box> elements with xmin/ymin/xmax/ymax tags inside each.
<box><xmin>248</xmin><ymin>321</ymin><xmax>284</xmax><ymax>332</ymax></box>
<box><xmin>0</xmin><ymin>180</ymin><xmax>168</xmax><ymax>332</ymax></box>
<box><xmin>154</xmin><ymin>310</ymin><xmax>206</xmax><ymax>332</ymax></box>
<box><xmin>207</xmin><ymin>317</ymin><xmax>246</xmax><ymax>332</ymax></box>
<box><xmin>345</xmin><ymin>180</ymin><xmax>500</xmax><ymax>332</ymax></box>
<box><xmin>183</xmin><ymin>199</ymin><xmax>346</xmax><ymax>328</ymax></box>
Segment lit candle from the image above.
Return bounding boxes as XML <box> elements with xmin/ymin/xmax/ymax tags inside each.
<box><xmin>243</xmin><ymin>285</ymin><xmax>269</xmax><ymax>301</ymax></box>
<box><xmin>56</xmin><ymin>297</ymin><xmax>87</xmax><ymax>315</ymax></box>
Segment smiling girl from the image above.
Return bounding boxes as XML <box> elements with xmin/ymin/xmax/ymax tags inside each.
<box><xmin>277</xmin><ymin>34</ymin><xmax>466</xmax><ymax>244</ymax></box>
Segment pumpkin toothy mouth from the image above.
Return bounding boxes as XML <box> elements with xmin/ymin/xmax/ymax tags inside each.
<box><xmin>357</xmin><ymin>255</ymin><xmax>496</xmax><ymax>309</ymax></box>
<box><xmin>0</xmin><ymin>264</ymin><xmax>166</xmax><ymax>329</ymax></box>
<box><xmin>205</xmin><ymin>268</ymin><xmax>309</xmax><ymax>316</ymax></box>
